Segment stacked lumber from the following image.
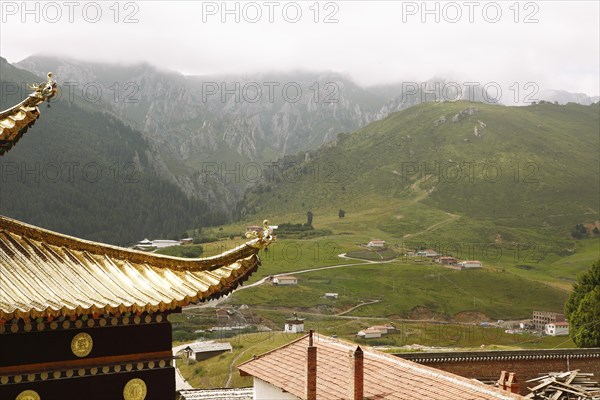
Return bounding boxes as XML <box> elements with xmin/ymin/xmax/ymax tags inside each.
<box><xmin>525</xmin><ymin>370</ymin><xmax>600</xmax><ymax>399</ymax></box>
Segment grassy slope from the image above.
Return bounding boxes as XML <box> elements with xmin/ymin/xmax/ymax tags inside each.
<box><xmin>170</xmin><ymin>102</ymin><xmax>597</xmax><ymax>377</ymax></box>
<box><xmin>228</xmin><ymin>262</ymin><xmax>568</xmax><ymax>320</ymax></box>
<box><xmin>236</xmin><ymin>101</ymin><xmax>599</xmax><ymax>287</ymax></box>
<box><xmin>178</xmin><ymin>332</ymin><xmax>295</xmax><ymax>389</ymax></box>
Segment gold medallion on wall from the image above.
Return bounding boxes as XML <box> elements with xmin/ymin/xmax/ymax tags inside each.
<box><xmin>123</xmin><ymin>378</ymin><xmax>147</xmax><ymax>400</ymax></box>
<box><xmin>16</xmin><ymin>390</ymin><xmax>41</xmax><ymax>400</ymax></box>
<box><xmin>70</xmin><ymin>332</ymin><xmax>93</xmax><ymax>357</ymax></box>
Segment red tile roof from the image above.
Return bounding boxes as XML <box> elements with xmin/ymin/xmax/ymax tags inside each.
<box><xmin>237</xmin><ymin>334</ymin><xmax>525</xmax><ymax>399</ymax></box>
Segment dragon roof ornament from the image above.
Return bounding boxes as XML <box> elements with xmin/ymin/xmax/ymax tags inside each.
<box><xmin>0</xmin><ymin>72</ymin><xmax>58</xmax><ymax>155</ymax></box>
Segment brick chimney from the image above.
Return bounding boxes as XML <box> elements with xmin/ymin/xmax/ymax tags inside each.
<box><xmin>506</xmin><ymin>372</ymin><xmax>520</xmax><ymax>394</ymax></box>
<box><xmin>306</xmin><ymin>330</ymin><xmax>317</xmax><ymax>400</ymax></box>
<box><xmin>348</xmin><ymin>346</ymin><xmax>364</xmax><ymax>400</ymax></box>
<box><xmin>497</xmin><ymin>370</ymin><xmax>506</xmax><ymax>389</ymax></box>
<box><xmin>498</xmin><ymin>371</ymin><xmax>520</xmax><ymax>394</ymax></box>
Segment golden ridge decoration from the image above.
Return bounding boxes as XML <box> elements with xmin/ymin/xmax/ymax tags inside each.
<box><xmin>28</xmin><ymin>73</ymin><xmax>58</xmax><ymax>100</ymax></box>
<box><xmin>15</xmin><ymin>390</ymin><xmax>40</xmax><ymax>400</ymax></box>
<box><xmin>246</xmin><ymin>219</ymin><xmax>275</xmax><ymax>249</ymax></box>
<box><xmin>123</xmin><ymin>378</ymin><xmax>147</xmax><ymax>400</ymax></box>
<box><xmin>0</xmin><ymin>72</ymin><xmax>57</xmax><ymax>156</ymax></box>
<box><xmin>70</xmin><ymin>332</ymin><xmax>93</xmax><ymax>358</ymax></box>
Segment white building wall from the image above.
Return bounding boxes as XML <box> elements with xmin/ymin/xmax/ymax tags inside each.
<box><xmin>358</xmin><ymin>331</ymin><xmax>381</xmax><ymax>339</ymax></box>
<box><xmin>152</xmin><ymin>240</ymin><xmax>181</xmax><ymax>249</ymax></box>
<box><xmin>545</xmin><ymin>324</ymin><xmax>569</xmax><ymax>336</ymax></box>
<box><xmin>254</xmin><ymin>378</ymin><xmax>300</xmax><ymax>400</ymax></box>
<box><xmin>554</xmin><ymin>327</ymin><xmax>569</xmax><ymax>336</ymax></box>
<box><xmin>285</xmin><ymin>323</ymin><xmax>304</xmax><ymax>333</ymax></box>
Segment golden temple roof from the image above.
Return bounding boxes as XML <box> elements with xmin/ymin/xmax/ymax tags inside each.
<box><xmin>0</xmin><ymin>215</ymin><xmax>273</xmax><ymax>321</ymax></box>
<box><xmin>0</xmin><ymin>73</ymin><xmax>58</xmax><ymax>156</ymax></box>
<box><xmin>0</xmin><ymin>73</ymin><xmax>273</xmax><ymax>321</ymax></box>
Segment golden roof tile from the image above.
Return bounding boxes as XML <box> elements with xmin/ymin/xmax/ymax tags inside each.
<box><xmin>0</xmin><ymin>215</ymin><xmax>273</xmax><ymax>321</ymax></box>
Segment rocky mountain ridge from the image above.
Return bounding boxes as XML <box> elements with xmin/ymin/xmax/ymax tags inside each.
<box><xmin>13</xmin><ymin>55</ymin><xmax>599</xmax><ymax>216</ymax></box>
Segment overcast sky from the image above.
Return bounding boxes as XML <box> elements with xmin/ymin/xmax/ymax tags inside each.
<box><xmin>1</xmin><ymin>1</ymin><xmax>598</xmax><ymax>95</ymax></box>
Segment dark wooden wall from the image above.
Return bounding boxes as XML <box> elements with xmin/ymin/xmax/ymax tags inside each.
<box><xmin>0</xmin><ymin>368</ymin><xmax>175</xmax><ymax>400</ymax></box>
<box><xmin>0</xmin><ymin>323</ymin><xmax>172</xmax><ymax>367</ymax></box>
<box><xmin>0</xmin><ymin>313</ymin><xmax>176</xmax><ymax>400</ymax></box>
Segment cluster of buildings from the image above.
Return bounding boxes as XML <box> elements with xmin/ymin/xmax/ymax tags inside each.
<box><xmin>533</xmin><ymin>311</ymin><xmax>569</xmax><ymax>336</ymax></box>
<box><xmin>508</xmin><ymin>311</ymin><xmax>570</xmax><ymax>336</ymax></box>
<box><xmin>356</xmin><ymin>324</ymin><xmax>398</xmax><ymax>339</ymax></box>
<box><xmin>364</xmin><ymin>241</ymin><xmax>484</xmax><ymax>270</ymax></box>
<box><xmin>414</xmin><ymin>249</ymin><xmax>483</xmax><ymax>269</ymax></box>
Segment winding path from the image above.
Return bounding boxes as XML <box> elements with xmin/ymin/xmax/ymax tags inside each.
<box><xmin>336</xmin><ymin>298</ymin><xmax>382</xmax><ymax>316</ymax></box>
<box><xmin>402</xmin><ymin>212</ymin><xmax>460</xmax><ymax>239</ymax></box>
<box><xmin>223</xmin><ymin>342</ymin><xmax>260</xmax><ymax>388</ymax></box>
<box><xmin>186</xmin><ymin>208</ymin><xmax>463</xmax><ymax>312</ymax></box>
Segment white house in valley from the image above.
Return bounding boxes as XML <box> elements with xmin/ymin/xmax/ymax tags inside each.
<box><xmin>417</xmin><ymin>249</ymin><xmax>439</xmax><ymax>258</ymax></box>
<box><xmin>284</xmin><ymin>315</ymin><xmax>305</xmax><ymax>333</ymax></box>
<box><xmin>133</xmin><ymin>238</ymin><xmax>181</xmax><ymax>250</ymax></box>
<box><xmin>152</xmin><ymin>239</ymin><xmax>181</xmax><ymax>249</ymax></box>
<box><xmin>458</xmin><ymin>260</ymin><xmax>483</xmax><ymax>269</ymax></box>
<box><xmin>356</xmin><ymin>328</ymin><xmax>383</xmax><ymax>339</ymax></box>
<box><xmin>272</xmin><ymin>275</ymin><xmax>298</xmax><ymax>286</ymax></box>
<box><xmin>544</xmin><ymin>322</ymin><xmax>569</xmax><ymax>336</ymax></box>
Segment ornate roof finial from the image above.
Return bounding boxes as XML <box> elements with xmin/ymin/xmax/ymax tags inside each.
<box><xmin>0</xmin><ymin>72</ymin><xmax>58</xmax><ymax>155</ymax></box>
<box><xmin>28</xmin><ymin>72</ymin><xmax>58</xmax><ymax>101</ymax></box>
<box><xmin>246</xmin><ymin>219</ymin><xmax>275</xmax><ymax>249</ymax></box>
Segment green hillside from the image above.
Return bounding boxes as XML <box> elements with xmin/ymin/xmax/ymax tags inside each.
<box><xmin>235</xmin><ymin>101</ymin><xmax>599</xmax><ymax>288</ymax></box>
<box><xmin>228</xmin><ymin>262</ymin><xmax>567</xmax><ymax>320</ymax></box>
<box><xmin>0</xmin><ymin>59</ymin><xmax>224</xmax><ymax>245</ymax></box>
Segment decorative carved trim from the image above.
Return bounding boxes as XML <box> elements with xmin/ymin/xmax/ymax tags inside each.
<box><xmin>0</xmin><ymin>313</ymin><xmax>168</xmax><ymax>335</ymax></box>
<box><xmin>396</xmin><ymin>349</ymin><xmax>600</xmax><ymax>364</ymax></box>
<box><xmin>0</xmin><ymin>353</ymin><xmax>173</xmax><ymax>386</ymax></box>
